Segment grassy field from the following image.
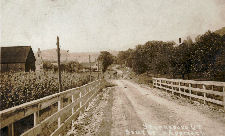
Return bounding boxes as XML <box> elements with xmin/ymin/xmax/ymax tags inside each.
<box><xmin>0</xmin><ymin>71</ymin><xmax>100</xmax><ymax>111</ymax></box>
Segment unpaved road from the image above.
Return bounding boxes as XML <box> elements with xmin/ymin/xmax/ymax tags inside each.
<box><xmin>111</xmin><ymin>79</ymin><xmax>225</xmax><ymax>136</ymax></box>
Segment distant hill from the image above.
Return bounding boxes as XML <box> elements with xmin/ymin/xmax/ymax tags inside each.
<box><xmin>214</xmin><ymin>27</ymin><xmax>225</xmax><ymax>36</ymax></box>
<box><xmin>35</xmin><ymin>49</ymin><xmax>118</xmax><ymax>63</ymax></box>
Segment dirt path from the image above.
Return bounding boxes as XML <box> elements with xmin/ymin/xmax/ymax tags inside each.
<box><xmin>111</xmin><ymin>80</ymin><xmax>225</xmax><ymax>136</ymax></box>
<box><xmin>65</xmin><ymin>78</ymin><xmax>225</xmax><ymax>136</ymax></box>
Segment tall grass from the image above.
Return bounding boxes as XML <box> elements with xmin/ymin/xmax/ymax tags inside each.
<box><xmin>0</xmin><ymin>71</ymin><xmax>91</xmax><ymax>110</ymax></box>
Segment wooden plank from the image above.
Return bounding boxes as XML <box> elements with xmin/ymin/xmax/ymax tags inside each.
<box><xmin>161</xmin><ymin>83</ymin><xmax>223</xmax><ymax>96</ymax></box>
<box><xmin>8</xmin><ymin>123</ymin><xmax>14</xmax><ymax>136</ymax></box>
<box><xmin>158</xmin><ymin>84</ymin><xmax>223</xmax><ymax>105</ymax></box>
<box><xmin>71</xmin><ymin>94</ymin><xmax>75</xmax><ymax>125</ymax></box>
<box><xmin>189</xmin><ymin>83</ymin><xmax>192</xmax><ymax>100</ymax></box>
<box><xmin>203</xmin><ymin>85</ymin><xmax>206</xmax><ymax>104</ymax></box>
<box><xmin>34</xmin><ymin>111</ymin><xmax>39</xmax><ymax>126</ymax></box>
<box><xmin>57</xmin><ymin>98</ymin><xmax>63</xmax><ymax>134</ymax></box>
<box><xmin>0</xmin><ymin>103</ymin><xmax>39</xmax><ymax>129</ymax></box>
<box><xmin>154</xmin><ymin>78</ymin><xmax>225</xmax><ymax>87</ymax></box>
<box><xmin>179</xmin><ymin>82</ymin><xmax>181</xmax><ymax>97</ymax></box>
<box><xmin>204</xmin><ymin>97</ymin><xmax>223</xmax><ymax>105</ymax></box>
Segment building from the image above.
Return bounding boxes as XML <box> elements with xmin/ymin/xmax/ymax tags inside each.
<box><xmin>0</xmin><ymin>46</ymin><xmax>36</xmax><ymax>72</ymax></box>
<box><xmin>92</xmin><ymin>61</ymin><xmax>100</xmax><ymax>71</ymax></box>
<box><xmin>35</xmin><ymin>48</ymin><xmax>43</xmax><ymax>71</ymax></box>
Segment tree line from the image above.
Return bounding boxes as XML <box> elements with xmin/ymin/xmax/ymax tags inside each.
<box><xmin>43</xmin><ymin>61</ymin><xmax>83</xmax><ymax>72</ymax></box>
<box><xmin>117</xmin><ymin>31</ymin><xmax>225</xmax><ymax>81</ymax></box>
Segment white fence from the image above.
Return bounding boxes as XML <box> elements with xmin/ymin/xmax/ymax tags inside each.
<box><xmin>0</xmin><ymin>79</ymin><xmax>103</xmax><ymax>136</ymax></box>
<box><xmin>153</xmin><ymin>78</ymin><xmax>225</xmax><ymax>109</ymax></box>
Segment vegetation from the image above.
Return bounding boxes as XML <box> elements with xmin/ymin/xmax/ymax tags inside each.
<box><xmin>43</xmin><ymin>61</ymin><xmax>83</xmax><ymax>72</ymax></box>
<box><xmin>0</xmin><ymin>71</ymin><xmax>91</xmax><ymax>110</ymax></box>
<box><xmin>97</xmin><ymin>51</ymin><xmax>115</xmax><ymax>73</ymax></box>
<box><xmin>117</xmin><ymin>31</ymin><xmax>225</xmax><ymax>81</ymax></box>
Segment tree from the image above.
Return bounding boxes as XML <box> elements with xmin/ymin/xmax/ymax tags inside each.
<box><xmin>172</xmin><ymin>43</ymin><xmax>193</xmax><ymax>79</ymax></box>
<box><xmin>43</xmin><ymin>61</ymin><xmax>54</xmax><ymax>71</ymax></box>
<box><xmin>97</xmin><ymin>51</ymin><xmax>114</xmax><ymax>73</ymax></box>
<box><xmin>191</xmin><ymin>31</ymin><xmax>224</xmax><ymax>80</ymax></box>
<box><xmin>117</xmin><ymin>49</ymin><xmax>133</xmax><ymax>67</ymax></box>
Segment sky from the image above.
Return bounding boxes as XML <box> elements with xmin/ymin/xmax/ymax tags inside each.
<box><xmin>1</xmin><ymin>0</ymin><xmax>225</xmax><ymax>52</ymax></box>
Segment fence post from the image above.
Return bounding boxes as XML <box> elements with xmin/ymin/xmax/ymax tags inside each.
<box><xmin>71</xmin><ymin>95</ymin><xmax>75</xmax><ymax>125</ymax></box>
<box><xmin>8</xmin><ymin>123</ymin><xmax>14</xmax><ymax>136</ymax></box>
<box><xmin>179</xmin><ymin>81</ymin><xmax>181</xmax><ymax>97</ymax></box>
<box><xmin>58</xmin><ymin>97</ymin><xmax>63</xmax><ymax>136</ymax></box>
<box><xmin>79</xmin><ymin>92</ymin><xmax>82</xmax><ymax>115</ymax></box>
<box><xmin>152</xmin><ymin>79</ymin><xmax>155</xmax><ymax>88</ymax></box>
<box><xmin>160</xmin><ymin>80</ymin><xmax>162</xmax><ymax>88</ymax></box>
<box><xmin>223</xmin><ymin>86</ymin><xmax>225</xmax><ymax>110</ymax></box>
<box><xmin>152</xmin><ymin>79</ymin><xmax>154</xmax><ymax>87</ymax></box>
<box><xmin>34</xmin><ymin>110</ymin><xmax>39</xmax><ymax>126</ymax></box>
<box><xmin>171</xmin><ymin>81</ymin><xmax>174</xmax><ymax>94</ymax></box>
<box><xmin>189</xmin><ymin>83</ymin><xmax>192</xmax><ymax>100</ymax></box>
<box><xmin>85</xmin><ymin>88</ymin><xmax>89</xmax><ymax>109</ymax></box>
<box><xmin>203</xmin><ymin>85</ymin><xmax>206</xmax><ymax>104</ymax></box>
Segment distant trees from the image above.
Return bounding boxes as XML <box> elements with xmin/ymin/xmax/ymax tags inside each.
<box><xmin>43</xmin><ymin>61</ymin><xmax>83</xmax><ymax>73</ymax></box>
<box><xmin>117</xmin><ymin>49</ymin><xmax>133</xmax><ymax>67</ymax></box>
<box><xmin>117</xmin><ymin>31</ymin><xmax>225</xmax><ymax>81</ymax></box>
<box><xmin>62</xmin><ymin>61</ymin><xmax>83</xmax><ymax>72</ymax></box>
<box><xmin>43</xmin><ymin>61</ymin><xmax>55</xmax><ymax>71</ymax></box>
<box><xmin>97</xmin><ymin>51</ymin><xmax>114</xmax><ymax>73</ymax></box>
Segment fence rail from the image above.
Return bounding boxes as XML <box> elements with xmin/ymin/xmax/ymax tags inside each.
<box><xmin>152</xmin><ymin>78</ymin><xmax>225</xmax><ymax>109</ymax></box>
<box><xmin>0</xmin><ymin>79</ymin><xmax>103</xmax><ymax>136</ymax></box>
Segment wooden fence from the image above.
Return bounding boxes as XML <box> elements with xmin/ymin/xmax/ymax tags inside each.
<box><xmin>0</xmin><ymin>79</ymin><xmax>103</xmax><ymax>136</ymax></box>
<box><xmin>152</xmin><ymin>78</ymin><xmax>225</xmax><ymax>109</ymax></box>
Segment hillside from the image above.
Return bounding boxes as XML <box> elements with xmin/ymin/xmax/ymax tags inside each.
<box><xmin>215</xmin><ymin>27</ymin><xmax>225</xmax><ymax>36</ymax></box>
<box><xmin>35</xmin><ymin>49</ymin><xmax>118</xmax><ymax>63</ymax></box>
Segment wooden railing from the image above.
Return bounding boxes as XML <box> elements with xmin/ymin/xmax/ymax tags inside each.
<box><xmin>0</xmin><ymin>79</ymin><xmax>103</xmax><ymax>136</ymax></box>
<box><xmin>152</xmin><ymin>78</ymin><xmax>225</xmax><ymax>109</ymax></box>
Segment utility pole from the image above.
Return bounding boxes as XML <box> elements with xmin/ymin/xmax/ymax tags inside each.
<box><xmin>57</xmin><ymin>36</ymin><xmax>62</xmax><ymax>92</ymax></box>
<box><xmin>89</xmin><ymin>55</ymin><xmax>91</xmax><ymax>81</ymax></box>
<box><xmin>97</xmin><ymin>59</ymin><xmax>99</xmax><ymax>79</ymax></box>
<box><xmin>56</xmin><ymin>36</ymin><xmax>62</xmax><ymax>135</ymax></box>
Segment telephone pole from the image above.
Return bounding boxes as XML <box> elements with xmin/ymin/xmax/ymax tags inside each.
<box><xmin>97</xmin><ymin>59</ymin><xmax>99</xmax><ymax>79</ymax></box>
<box><xmin>56</xmin><ymin>36</ymin><xmax>63</xmax><ymax>134</ymax></box>
<box><xmin>89</xmin><ymin>55</ymin><xmax>92</xmax><ymax>81</ymax></box>
<box><xmin>56</xmin><ymin>36</ymin><xmax>62</xmax><ymax>92</ymax></box>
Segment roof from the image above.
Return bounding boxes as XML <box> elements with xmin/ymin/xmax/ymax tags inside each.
<box><xmin>0</xmin><ymin>46</ymin><xmax>32</xmax><ymax>63</ymax></box>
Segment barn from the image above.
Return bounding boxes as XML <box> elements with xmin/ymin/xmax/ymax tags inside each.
<box><xmin>0</xmin><ymin>46</ymin><xmax>36</xmax><ymax>72</ymax></box>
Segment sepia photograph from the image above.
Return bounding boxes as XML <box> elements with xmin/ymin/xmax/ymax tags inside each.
<box><xmin>0</xmin><ymin>0</ymin><xmax>225</xmax><ymax>136</ymax></box>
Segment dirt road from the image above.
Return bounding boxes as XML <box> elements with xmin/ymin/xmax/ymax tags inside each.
<box><xmin>111</xmin><ymin>80</ymin><xmax>225</xmax><ymax>136</ymax></box>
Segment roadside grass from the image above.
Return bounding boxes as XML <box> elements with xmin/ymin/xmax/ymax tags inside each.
<box><xmin>67</xmin><ymin>80</ymin><xmax>114</xmax><ymax>136</ymax></box>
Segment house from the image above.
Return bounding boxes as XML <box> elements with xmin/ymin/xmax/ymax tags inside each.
<box><xmin>92</xmin><ymin>61</ymin><xmax>100</xmax><ymax>71</ymax></box>
<box><xmin>0</xmin><ymin>46</ymin><xmax>36</xmax><ymax>72</ymax></box>
<box><xmin>35</xmin><ymin>48</ymin><xmax>43</xmax><ymax>71</ymax></box>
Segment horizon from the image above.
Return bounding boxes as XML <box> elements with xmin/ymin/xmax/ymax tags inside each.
<box><xmin>1</xmin><ymin>0</ymin><xmax>225</xmax><ymax>52</ymax></box>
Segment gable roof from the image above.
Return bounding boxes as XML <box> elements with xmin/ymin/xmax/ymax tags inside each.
<box><xmin>0</xmin><ymin>46</ymin><xmax>32</xmax><ymax>64</ymax></box>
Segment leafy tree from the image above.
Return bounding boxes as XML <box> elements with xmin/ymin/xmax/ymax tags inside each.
<box><xmin>97</xmin><ymin>51</ymin><xmax>114</xmax><ymax>73</ymax></box>
<box><xmin>116</xmin><ymin>30</ymin><xmax>224</xmax><ymax>81</ymax></box>
<box><xmin>117</xmin><ymin>49</ymin><xmax>133</xmax><ymax>67</ymax></box>
<box><xmin>172</xmin><ymin>42</ymin><xmax>193</xmax><ymax>79</ymax></box>
<box><xmin>191</xmin><ymin>31</ymin><xmax>224</xmax><ymax>79</ymax></box>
